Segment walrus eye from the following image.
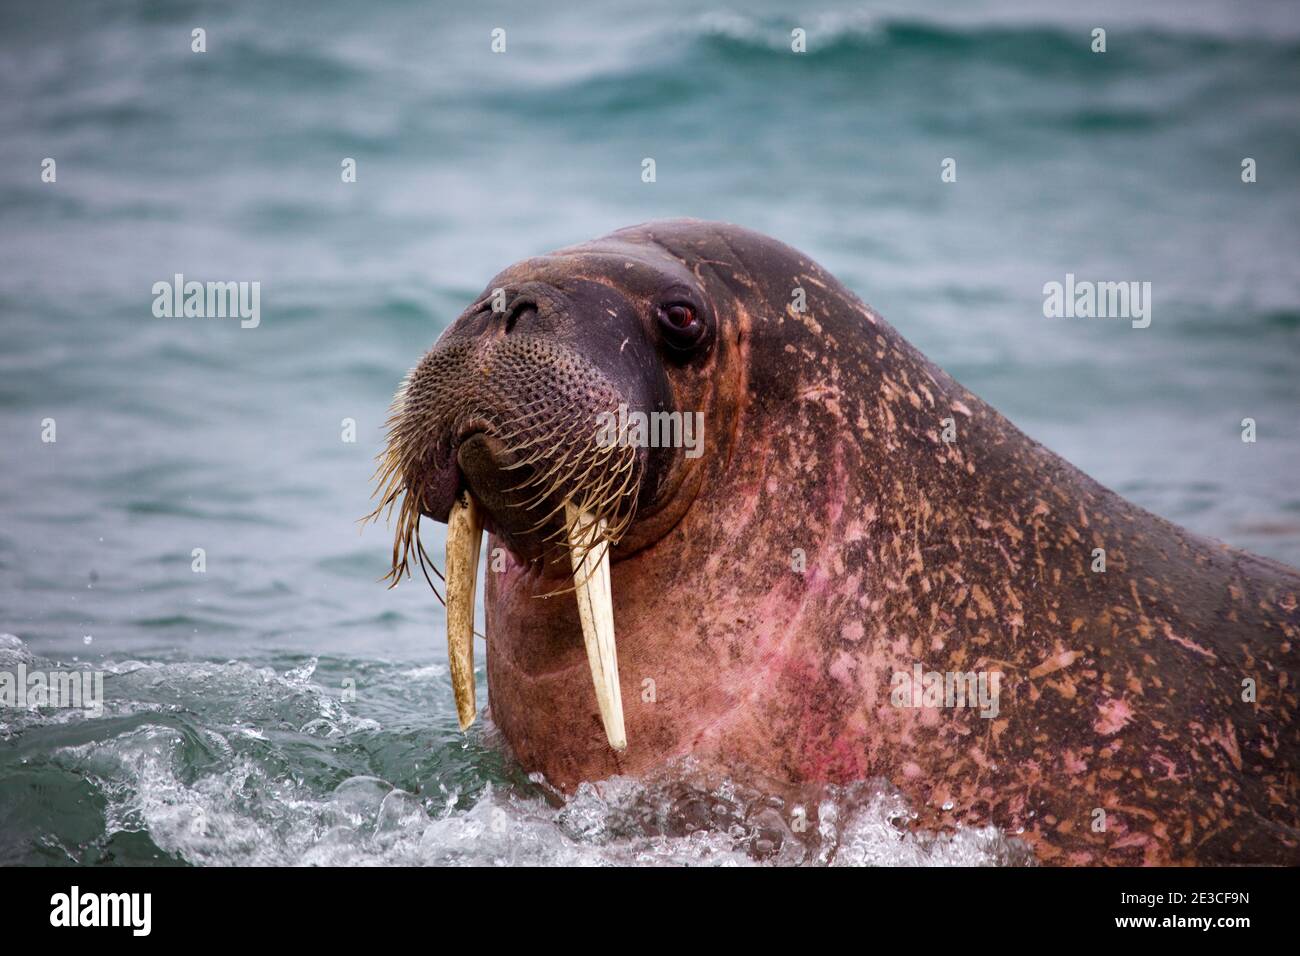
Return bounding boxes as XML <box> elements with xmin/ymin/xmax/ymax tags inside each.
<box><xmin>657</xmin><ymin>303</ymin><xmax>705</xmax><ymax>350</ymax></box>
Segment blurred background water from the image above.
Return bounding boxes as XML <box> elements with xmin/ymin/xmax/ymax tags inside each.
<box><xmin>0</xmin><ymin>0</ymin><xmax>1296</xmax><ymax>865</ymax></box>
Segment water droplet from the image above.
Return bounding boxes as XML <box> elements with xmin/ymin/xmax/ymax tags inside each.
<box><xmin>82</xmin><ymin>635</ymin><xmax>93</xmax><ymax>645</ymax></box>
<box><xmin>942</xmin><ymin>800</ymin><xmax>954</xmax><ymax>811</ymax></box>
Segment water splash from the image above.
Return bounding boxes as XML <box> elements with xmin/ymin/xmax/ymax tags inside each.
<box><xmin>1</xmin><ymin>634</ymin><xmax>1035</xmax><ymax>866</ymax></box>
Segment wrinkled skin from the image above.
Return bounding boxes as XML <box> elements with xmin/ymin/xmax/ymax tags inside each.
<box><xmin>400</xmin><ymin>219</ymin><xmax>1300</xmax><ymax>865</ymax></box>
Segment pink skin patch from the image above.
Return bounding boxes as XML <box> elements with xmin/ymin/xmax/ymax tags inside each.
<box><xmin>1150</xmin><ymin>753</ymin><xmax>1183</xmax><ymax>782</ymax></box>
<box><xmin>1112</xmin><ymin>832</ymin><xmax>1150</xmax><ymax>850</ymax></box>
<box><xmin>829</xmin><ymin>650</ymin><xmax>856</xmax><ymax>687</ymax></box>
<box><xmin>1161</xmin><ymin>621</ymin><xmax>1218</xmax><ymax>661</ymax></box>
<box><xmin>1029</xmin><ymin>649</ymin><xmax>1082</xmax><ymax>680</ymax></box>
<box><xmin>1094</xmin><ymin>697</ymin><xmax>1134</xmax><ymax>736</ymax></box>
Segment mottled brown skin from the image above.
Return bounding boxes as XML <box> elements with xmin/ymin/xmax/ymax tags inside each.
<box><xmin>421</xmin><ymin>219</ymin><xmax>1300</xmax><ymax>865</ymax></box>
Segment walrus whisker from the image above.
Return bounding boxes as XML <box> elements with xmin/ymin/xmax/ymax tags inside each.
<box><xmin>414</xmin><ymin>527</ymin><xmax>447</xmax><ymax>607</ymax></box>
<box><xmin>415</xmin><ymin>529</ymin><xmax>446</xmax><ymax>583</ymax></box>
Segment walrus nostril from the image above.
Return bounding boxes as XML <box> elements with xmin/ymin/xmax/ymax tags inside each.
<box><xmin>504</xmin><ymin>298</ymin><xmax>538</xmax><ymax>334</ymax></box>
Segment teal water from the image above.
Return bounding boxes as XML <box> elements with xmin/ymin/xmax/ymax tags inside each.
<box><xmin>0</xmin><ymin>0</ymin><xmax>1297</xmax><ymax>865</ymax></box>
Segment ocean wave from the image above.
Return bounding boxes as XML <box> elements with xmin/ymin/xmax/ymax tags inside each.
<box><xmin>493</xmin><ymin>11</ymin><xmax>1300</xmax><ymax>134</ymax></box>
<box><xmin>693</xmin><ymin>10</ymin><xmax>1298</xmax><ymax>65</ymax></box>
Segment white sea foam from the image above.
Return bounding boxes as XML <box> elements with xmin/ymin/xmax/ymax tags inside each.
<box><xmin>1</xmin><ymin>640</ymin><xmax>1037</xmax><ymax>866</ymax></box>
<box><xmin>54</xmin><ymin>717</ymin><xmax>1031</xmax><ymax>866</ymax></box>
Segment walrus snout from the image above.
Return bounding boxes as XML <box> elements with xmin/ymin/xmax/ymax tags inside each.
<box><xmin>373</xmin><ymin>331</ymin><xmax>659</xmax><ymax>601</ymax></box>
<box><xmin>455</xmin><ymin>431</ymin><xmax>558</xmax><ymax>564</ymax></box>
<box><xmin>373</xmin><ymin>266</ymin><xmax>693</xmax><ymax>569</ymax></box>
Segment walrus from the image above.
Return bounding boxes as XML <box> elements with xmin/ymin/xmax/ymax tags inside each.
<box><xmin>370</xmin><ymin>219</ymin><xmax>1299</xmax><ymax>865</ymax></box>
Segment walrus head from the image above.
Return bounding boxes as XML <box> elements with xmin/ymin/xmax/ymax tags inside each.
<box><xmin>370</xmin><ymin>223</ymin><xmax>742</xmax><ymax>748</ymax></box>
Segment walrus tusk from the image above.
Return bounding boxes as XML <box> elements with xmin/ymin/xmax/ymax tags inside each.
<box><xmin>565</xmin><ymin>502</ymin><xmax>627</xmax><ymax>751</ymax></box>
<box><xmin>446</xmin><ymin>491</ymin><xmax>482</xmax><ymax>730</ymax></box>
